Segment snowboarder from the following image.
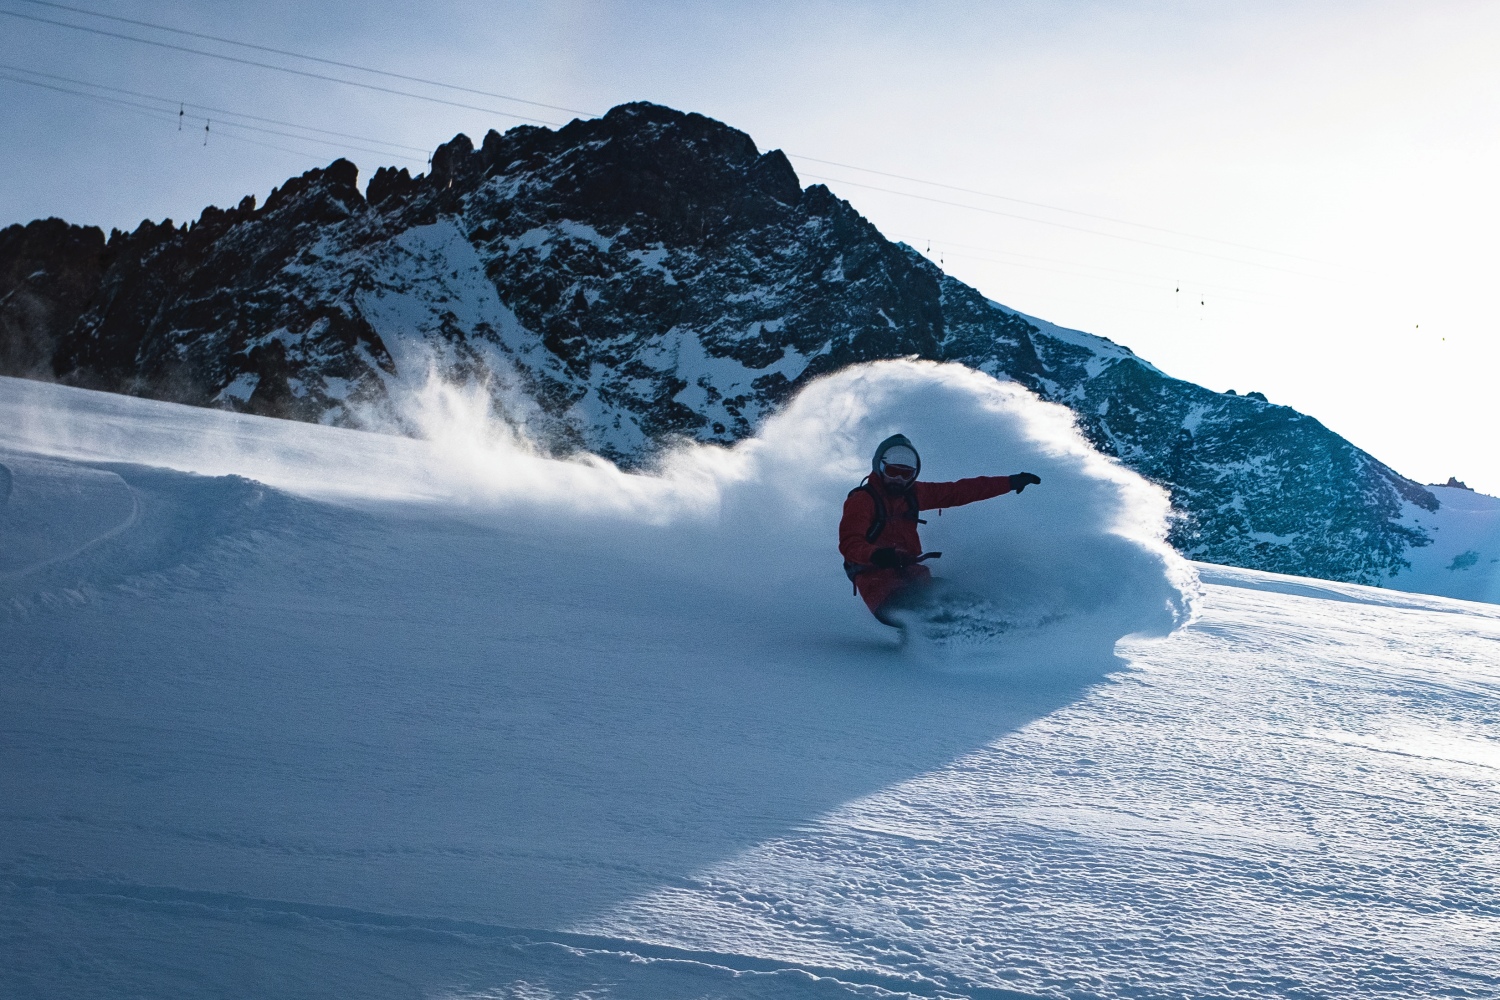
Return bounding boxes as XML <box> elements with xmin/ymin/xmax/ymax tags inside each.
<box><xmin>839</xmin><ymin>434</ymin><xmax>1041</xmax><ymax>626</ymax></box>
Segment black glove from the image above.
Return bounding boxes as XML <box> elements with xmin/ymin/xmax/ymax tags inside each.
<box><xmin>870</xmin><ymin>548</ymin><xmax>916</xmax><ymax>569</ymax></box>
<box><xmin>1009</xmin><ymin>472</ymin><xmax>1041</xmax><ymax>493</ymax></box>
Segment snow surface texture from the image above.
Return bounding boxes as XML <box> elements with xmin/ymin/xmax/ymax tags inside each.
<box><xmin>4</xmin><ymin>368</ymin><xmax>1499</xmax><ymax>999</ymax></box>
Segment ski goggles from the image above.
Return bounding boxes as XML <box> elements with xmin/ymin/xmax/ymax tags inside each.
<box><xmin>880</xmin><ymin>461</ymin><xmax>918</xmax><ymax>483</ymax></box>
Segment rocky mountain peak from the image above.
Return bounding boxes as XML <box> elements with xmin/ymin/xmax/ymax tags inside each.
<box><xmin>262</xmin><ymin>158</ymin><xmax>364</xmax><ymax>219</ymax></box>
<box><xmin>0</xmin><ymin>101</ymin><xmax>1441</xmax><ymax>585</ymax></box>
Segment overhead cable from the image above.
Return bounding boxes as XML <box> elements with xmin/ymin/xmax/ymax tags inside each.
<box><xmin>925</xmin><ymin>248</ymin><xmax>1268</xmax><ymax>306</ymax></box>
<box><xmin>0</xmin><ymin>72</ymin><xmax>427</xmax><ymax>163</ymax></box>
<box><xmin>0</xmin><ymin>75</ymin><xmax>367</xmax><ymax>163</ymax></box>
<box><xmin>0</xmin><ymin>62</ymin><xmax>430</xmax><ymax>156</ymax></box>
<box><xmin>888</xmin><ymin>232</ymin><xmax>1269</xmax><ymax>298</ymax></box>
<box><xmin>17</xmin><ymin>0</ymin><xmax>597</xmax><ymax>118</ymax></box>
<box><xmin>791</xmin><ymin>154</ymin><xmax>1334</xmax><ymax>266</ymax></box>
<box><xmin>0</xmin><ymin>7</ymin><xmax>570</xmax><ymax>127</ymax></box>
<box><xmin>802</xmin><ymin>172</ymin><xmax>1333</xmax><ymax>279</ymax></box>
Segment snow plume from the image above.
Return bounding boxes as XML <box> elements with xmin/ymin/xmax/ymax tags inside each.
<box><xmin>373</xmin><ymin>367</ymin><xmax>540</xmax><ymax>465</ymax></box>
<box><xmin>0</xmin><ymin>362</ymin><xmax>1195</xmax><ymax>654</ymax></box>
<box><xmin>661</xmin><ymin>360</ymin><xmax>1198</xmax><ymax>656</ymax></box>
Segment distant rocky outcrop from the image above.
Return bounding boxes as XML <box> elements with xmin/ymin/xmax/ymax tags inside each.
<box><xmin>0</xmin><ymin>219</ymin><xmax>112</xmax><ymax>381</ymax></box>
<box><xmin>0</xmin><ymin>102</ymin><xmax>1438</xmax><ymax>583</ymax></box>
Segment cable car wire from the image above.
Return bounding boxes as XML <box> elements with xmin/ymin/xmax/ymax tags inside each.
<box><xmin>803</xmin><ymin>172</ymin><xmax>1335</xmax><ymax>279</ymax></box>
<box><xmin>891</xmin><ymin>232</ymin><xmax>1271</xmax><ymax>301</ymax></box>
<box><xmin>0</xmin><ymin>62</ymin><xmax>431</xmax><ymax>156</ymax></box>
<box><xmin>0</xmin><ymin>7</ymin><xmax>570</xmax><ymax>126</ymax></box>
<box><xmin>789</xmin><ymin>154</ymin><xmax>1335</xmax><ymax>266</ymax></box>
<box><xmin>17</xmin><ymin>0</ymin><xmax>596</xmax><ymax>118</ymax></box>
<box><xmin>0</xmin><ymin>72</ymin><xmax>427</xmax><ymax>162</ymax></box>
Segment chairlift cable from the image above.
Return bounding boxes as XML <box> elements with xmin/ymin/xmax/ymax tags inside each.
<box><xmin>0</xmin><ymin>7</ymin><xmax>568</xmax><ymax>126</ymax></box>
<box><xmin>889</xmin><ymin>230</ymin><xmax>1269</xmax><ymax>298</ymax></box>
<box><xmin>0</xmin><ymin>61</ymin><xmax>430</xmax><ymax>155</ymax></box>
<box><xmin>18</xmin><ymin>0</ymin><xmax>594</xmax><ymax>117</ymax></box>
<box><xmin>0</xmin><ymin>73</ymin><xmax>426</xmax><ymax>162</ymax></box>
<box><xmin>804</xmin><ymin>172</ymin><xmax>1338</xmax><ymax>280</ymax></box>
<box><xmin>787</xmin><ymin>153</ymin><xmax>1338</xmax><ymax>267</ymax></box>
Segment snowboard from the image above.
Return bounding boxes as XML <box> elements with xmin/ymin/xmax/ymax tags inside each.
<box><xmin>877</xmin><ymin>577</ymin><xmax>1015</xmax><ymax>646</ymax></box>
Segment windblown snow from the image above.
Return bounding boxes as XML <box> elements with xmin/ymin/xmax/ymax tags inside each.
<box><xmin>2</xmin><ymin>364</ymin><xmax>1498</xmax><ymax>1000</ymax></box>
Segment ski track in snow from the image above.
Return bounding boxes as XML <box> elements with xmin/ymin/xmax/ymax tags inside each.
<box><xmin>2</xmin><ymin>371</ymin><xmax>1499</xmax><ymax>999</ymax></box>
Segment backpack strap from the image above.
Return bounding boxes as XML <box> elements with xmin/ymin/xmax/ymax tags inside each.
<box><xmin>849</xmin><ymin>481</ymin><xmax>888</xmax><ymax>543</ymax></box>
<box><xmin>848</xmin><ymin>480</ymin><xmax>926</xmax><ymax>544</ymax></box>
<box><xmin>844</xmin><ymin>482</ymin><xmax>884</xmax><ymax>593</ymax></box>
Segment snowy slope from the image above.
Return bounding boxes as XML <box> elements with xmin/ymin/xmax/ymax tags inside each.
<box><xmin>3</xmin><ymin>371</ymin><xmax>1499</xmax><ymax>999</ymax></box>
<box><xmin>1395</xmin><ymin>484</ymin><xmax>1500</xmax><ymax>604</ymax></box>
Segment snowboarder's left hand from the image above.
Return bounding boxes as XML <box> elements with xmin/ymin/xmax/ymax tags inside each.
<box><xmin>1010</xmin><ymin>472</ymin><xmax>1042</xmax><ymax>492</ymax></box>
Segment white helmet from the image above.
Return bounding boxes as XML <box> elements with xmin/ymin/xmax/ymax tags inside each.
<box><xmin>872</xmin><ymin>434</ymin><xmax>920</xmax><ymax>485</ymax></box>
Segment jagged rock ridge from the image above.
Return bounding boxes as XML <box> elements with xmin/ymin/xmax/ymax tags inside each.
<box><xmin>0</xmin><ymin>102</ymin><xmax>1436</xmax><ymax>584</ymax></box>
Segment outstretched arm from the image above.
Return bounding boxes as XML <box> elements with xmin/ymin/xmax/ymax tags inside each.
<box><xmin>916</xmin><ymin>475</ymin><xmax>1011</xmax><ymax>510</ymax></box>
<box><xmin>916</xmin><ymin>473</ymin><xmax>1040</xmax><ymax>510</ymax></box>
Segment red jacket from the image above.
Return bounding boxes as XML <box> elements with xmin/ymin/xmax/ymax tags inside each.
<box><xmin>839</xmin><ymin>474</ymin><xmax>1016</xmax><ymax>566</ymax></box>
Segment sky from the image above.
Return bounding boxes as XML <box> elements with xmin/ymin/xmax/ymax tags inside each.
<box><xmin>2</xmin><ymin>0</ymin><xmax>1496</xmax><ymax>493</ymax></box>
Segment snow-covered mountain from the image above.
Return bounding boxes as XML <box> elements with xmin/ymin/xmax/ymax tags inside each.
<box><xmin>4</xmin><ymin>369</ymin><xmax>1499</xmax><ymax>999</ymax></box>
<box><xmin>0</xmin><ymin>102</ymin><xmax>1461</xmax><ymax>585</ymax></box>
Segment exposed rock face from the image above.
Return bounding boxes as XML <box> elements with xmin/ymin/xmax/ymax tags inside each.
<box><xmin>0</xmin><ymin>219</ymin><xmax>111</xmax><ymax>380</ymax></box>
<box><xmin>0</xmin><ymin>101</ymin><xmax>1437</xmax><ymax>583</ymax></box>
